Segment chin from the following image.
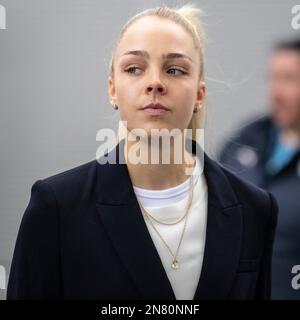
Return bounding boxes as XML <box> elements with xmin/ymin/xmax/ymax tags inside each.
<box><xmin>273</xmin><ymin>116</ymin><xmax>292</xmax><ymax>129</ymax></box>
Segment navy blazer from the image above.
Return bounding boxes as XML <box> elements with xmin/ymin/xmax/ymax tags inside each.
<box><xmin>7</xmin><ymin>139</ymin><xmax>278</xmax><ymax>300</ymax></box>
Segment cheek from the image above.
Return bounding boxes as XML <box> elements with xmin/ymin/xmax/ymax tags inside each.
<box><xmin>284</xmin><ymin>87</ymin><xmax>300</xmax><ymax>105</ymax></box>
<box><xmin>116</xmin><ymin>84</ymin><xmax>137</xmax><ymax>107</ymax></box>
<box><xmin>173</xmin><ymin>85</ymin><xmax>196</xmax><ymax>110</ymax></box>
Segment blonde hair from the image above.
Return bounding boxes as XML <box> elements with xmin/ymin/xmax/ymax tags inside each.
<box><xmin>109</xmin><ymin>3</ymin><xmax>207</xmax><ymax>142</ymax></box>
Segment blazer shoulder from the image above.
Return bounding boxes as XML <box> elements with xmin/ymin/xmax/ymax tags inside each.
<box><xmin>232</xmin><ymin>114</ymin><xmax>272</xmax><ymax>138</ymax></box>
<box><xmin>41</xmin><ymin>159</ymin><xmax>98</xmax><ymax>185</ymax></box>
<box><xmin>30</xmin><ymin>159</ymin><xmax>99</xmax><ymax>208</ymax></box>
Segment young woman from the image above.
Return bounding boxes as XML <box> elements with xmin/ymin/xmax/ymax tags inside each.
<box><xmin>7</xmin><ymin>4</ymin><xmax>278</xmax><ymax>300</ymax></box>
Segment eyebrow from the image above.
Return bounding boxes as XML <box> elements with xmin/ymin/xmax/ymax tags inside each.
<box><xmin>121</xmin><ymin>50</ymin><xmax>193</xmax><ymax>62</ymax></box>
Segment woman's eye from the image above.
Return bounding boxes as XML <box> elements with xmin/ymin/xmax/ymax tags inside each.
<box><xmin>124</xmin><ymin>66</ymin><xmax>187</xmax><ymax>76</ymax></box>
<box><xmin>167</xmin><ymin>68</ymin><xmax>186</xmax><ymax>76</ymax></box>
<box><xmin>125</xmin><ymin>66</ymin><xmax>142</xmax><ymax>75</ymax></box>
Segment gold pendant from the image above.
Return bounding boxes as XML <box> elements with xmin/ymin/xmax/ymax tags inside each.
<box><xmin>171</xmin><ymin>259</ymin><xmax>179</xmax><ymax>270</ymax></box>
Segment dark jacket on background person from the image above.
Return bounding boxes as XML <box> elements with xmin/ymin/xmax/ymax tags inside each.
<box><xmin>7</xmin><ymin>139</ymin><xmax>278</xmax><ymax>300</ymax></box>
<box><xmin>219</xmin><ymin>115</ymin><xmax>300</xmax><ymax>300</ymax></box>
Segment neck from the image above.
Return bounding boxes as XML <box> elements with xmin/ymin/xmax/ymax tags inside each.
<box><xmin>124</xmin><ymin>136</ymin><xmax>195</xmax><ymax>190</ymax></box>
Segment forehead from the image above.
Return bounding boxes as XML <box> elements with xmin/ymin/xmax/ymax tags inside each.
<box><xmin>270</xmin><ymin>50</ymin><xmax>300</xmax><ymax>70</ymax></box>
<box><xmin>115</xmin><ymin>16</ymin><xmax>197</xmax><ymax>61</ymax></box>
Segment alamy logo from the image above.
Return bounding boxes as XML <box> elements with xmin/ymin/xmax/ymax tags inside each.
<box><xmin>95</xmin><ymin>121</ymin><xmax>205</xmax><ymax>176</ymax></box>
<box><xmin>0</xmin><ymin>4</ymin><xmax>6</xmax><ymax>30</ymax></box>
<box><xmin>292</xmin><ymin>5</ymin><xmax>300</xmax><ymax>30</ymax></box>
<box><xmin>291</xmin><ymin>265</ymin><xmax>300</xmax><ymax>290</ymax></box>
<box><xmin>0</xmin><ymin>265</ymin><xmax>6</xmax><ymax>290</ymax></box>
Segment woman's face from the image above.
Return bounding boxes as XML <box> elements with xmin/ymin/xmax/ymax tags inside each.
<box><xmin>108</xmin><ymin>16</ymin><xmax>206</xmax><ymax>136</ymax></box>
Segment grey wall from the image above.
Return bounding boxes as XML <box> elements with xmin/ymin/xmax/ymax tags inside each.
<box><xmin>0</xmin><ymin>0</ymin><xmax>298</xmax><ymax>299</ymax></box>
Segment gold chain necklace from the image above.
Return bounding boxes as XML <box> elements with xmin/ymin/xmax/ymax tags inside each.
<box><xmin>138</xmin><ymin>174</ymin><xmax>194</xmax><ymax>270</ymax></box>
<box><xmin>139</xmin><ymin>173</ymin><xmax>194</xmax><ymax>225</ymax></box>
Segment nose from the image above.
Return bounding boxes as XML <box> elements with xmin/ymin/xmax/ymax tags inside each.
<box><xmin>146</xmin><ymin>74</ymin><xmax>167</xmax><ymax>95</ymax></box>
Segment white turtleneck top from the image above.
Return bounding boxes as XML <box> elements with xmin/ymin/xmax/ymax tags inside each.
<box><xmin>133</xmin><ymin>156</ymin><xmax>208</xmax><ymax>300</ymax></box>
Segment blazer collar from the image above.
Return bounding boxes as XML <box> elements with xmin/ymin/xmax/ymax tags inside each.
<box><xmin>96</xmin><ymin>139</ymin><xmax>243</xmax><ymax>300</ymax></box>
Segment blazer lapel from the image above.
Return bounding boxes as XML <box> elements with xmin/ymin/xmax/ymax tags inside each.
<box><xmin>193</xmin><ymin>153</ymin><xmax>243</xmax><ymax>300</ymax></box>
<box><xmin>96</xmin><ymin>140</ymin><xmax>176</xmax><ymax>299</ymax></box>
<box><xmin>96</xmin><ymin>139</ymin><xmax>243</xmax><ymax>300</ymax></box>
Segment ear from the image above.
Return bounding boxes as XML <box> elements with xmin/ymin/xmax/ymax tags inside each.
<box><xmin>195</xmin><ymin>81</ymin><xmax>206</xmax><ymax>107</ymax></box>
<box><xmin>108</xmin><ymin>76</ymin><xmax>117</xmax><ymax>105</ymax></box>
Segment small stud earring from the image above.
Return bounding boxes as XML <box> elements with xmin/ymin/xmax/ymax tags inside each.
<box><xmin>113</xmin><ymin>104</ymin><xmax>118</xmax><ymax>110</ymax></box>
<box><xmin>193</xmin><ymin>104</ymin><xmax>201</xmax><ymax>113</ymax></box>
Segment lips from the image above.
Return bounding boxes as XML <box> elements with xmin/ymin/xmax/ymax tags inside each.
<box><xmin>141</xmin><ymin>103</ymin><xmax>170</xmax><ymax>111</ymax></box>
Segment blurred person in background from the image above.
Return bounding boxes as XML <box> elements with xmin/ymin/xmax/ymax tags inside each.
<box><xmin>219</xmin><ymin>39</ymin><xmax>300</xmax><ymax>300</ymax></box>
